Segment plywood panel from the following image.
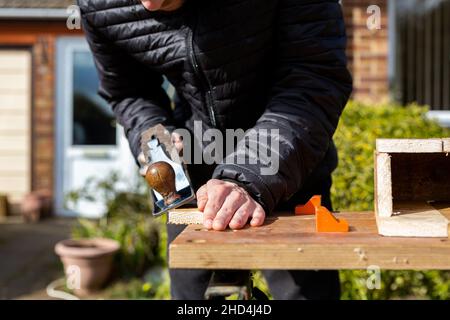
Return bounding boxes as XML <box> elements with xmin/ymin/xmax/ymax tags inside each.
<box><xmin>170</xmin><ymin>207</ymin><xmax>450</xmax><ymax>270</ymax></box>
<box><xmin>0</xmin><ymin>50</ymin><xmax>31</xmax><ymax>201</ymax></box>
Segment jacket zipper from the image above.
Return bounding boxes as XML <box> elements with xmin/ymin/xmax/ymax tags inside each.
<box><xmin>186</xmin><ymin>14</ymin><xmax>218</xmax><ymax>128</ymax></box>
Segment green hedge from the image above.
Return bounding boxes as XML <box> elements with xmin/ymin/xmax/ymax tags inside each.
<box><xmin>332</xmin><ymin>101</ymin><xmax>450</xmax><ymax>299</ymax></box>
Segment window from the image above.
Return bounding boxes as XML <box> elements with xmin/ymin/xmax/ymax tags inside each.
<box><xmin>72</xmin><ymin>51</ymin><xmax>116</xmax><ymax>146</ymax></box>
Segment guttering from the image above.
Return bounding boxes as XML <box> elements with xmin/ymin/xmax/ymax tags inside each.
<box><xmin>0</xmin><ymin>8</ymin><xmax>70</xmax><ymax>20</ymax></box>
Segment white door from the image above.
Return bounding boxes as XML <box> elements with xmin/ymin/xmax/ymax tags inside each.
<box><xmin>55</xmin><ymin>38</ymin><xmax>136</xmax><ymax>218</ymax></box>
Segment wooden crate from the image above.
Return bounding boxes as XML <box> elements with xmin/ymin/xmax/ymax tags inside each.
<box><xmin>375</xmin><ymin>139</ymin><xmax>450</xmax><ymax>237</ymax></box>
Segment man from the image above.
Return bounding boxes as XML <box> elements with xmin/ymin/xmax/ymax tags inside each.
<box><xmin>78</xmin><ymin>0</ymin><xmax>352</xmax><ymax>299</ymax></box>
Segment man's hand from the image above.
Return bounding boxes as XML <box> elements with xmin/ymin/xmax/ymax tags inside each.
<box><xmin>196</xmin><ymin>179</ymin><xmax>266</xmax><ymax>231</ymax></box>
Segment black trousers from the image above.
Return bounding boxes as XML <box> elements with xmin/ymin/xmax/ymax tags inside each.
<box><xmin>167</xmin><ymin>169</ymin><xmax>340</xmax><ymax>300</ymax></box>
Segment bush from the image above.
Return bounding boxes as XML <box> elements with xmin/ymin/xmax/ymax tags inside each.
<box><xmin>102</xmin><ymin>267</ymin><xmax>170</xmax><ymax>300</ymax></box>
<box><xmin>332</xmin><ymin>101</ymin><xmax>450</xmax><ymax>299</ymax></box>
<box><xmin>67</xmin><ymin>172</ymin><xmax>164</xmax><ymax>278</ymax></box>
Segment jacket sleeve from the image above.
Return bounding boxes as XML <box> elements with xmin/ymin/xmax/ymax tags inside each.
<box><xmin>213</xmin><ymin>0</ymin><xmax>353</xmax><ymax>213</ymax></box>
<box><xmin>79</xmin><ymin>7</ymin><xmax>175</xmax><ymax>159</ymax></box>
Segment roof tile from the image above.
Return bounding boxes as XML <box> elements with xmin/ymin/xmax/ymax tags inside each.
<box><xmin>0</xmin><ymin>0</ymin><xmax>75</xmax><ymax>9</ymax></box>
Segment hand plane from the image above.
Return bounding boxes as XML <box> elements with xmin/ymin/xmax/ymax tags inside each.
<box><xmin>140</xmin><ymin>124</ymin><xmax>195</xmax><ymax>215</ymax></box>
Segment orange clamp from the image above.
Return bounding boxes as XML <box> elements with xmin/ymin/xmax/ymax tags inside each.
<box><xmin>295</xmin><ymin>195</ymin><xmax>349</xmax><ymax>233</ymax></box>
<box><xmin>295</xmin><ymin>195</ymin><xmax>321</xmax><ymax>215</ymax></box>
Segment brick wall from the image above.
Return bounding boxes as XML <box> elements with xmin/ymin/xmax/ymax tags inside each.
<box><xmin>343</xmin><ymin>0</ymin><xmax>390</xmax><ymax>103</ymax></box>
<box><xmin>32</xmin><ymin>36</ymin><xmax>55</xmax><ymax>194</ymax></box>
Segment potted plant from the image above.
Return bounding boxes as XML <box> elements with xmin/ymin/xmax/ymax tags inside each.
<box><xmin>59</xmin><ymin>172</ymin><xmax>162</xmax><ymax>297</ymax></box>
<box><xmin>20</xmin><ymin>189</ymin><xmax>52</xmax><ymax>222</ymax></box>
<box><xmin>55</xmin><ymin>237</ymin><xmax>120</xmax><ymax>296</ymax></box>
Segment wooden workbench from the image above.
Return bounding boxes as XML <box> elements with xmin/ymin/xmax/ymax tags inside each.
<box><xmin>169</xmin><ymin>204</ymin><xmax>450</xmax><ymax>270</ymax></box>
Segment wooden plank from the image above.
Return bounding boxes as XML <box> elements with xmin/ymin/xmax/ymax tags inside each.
<box><xmin>170</xmin><ymin>208</ymin><xmax>450</xmax><ymax>270</ymax></box>
<box><xmin>376</xmin><ymin>201</ymin><xmax>449</xmax><ymax>238</ymax></box>
<box><xmin>169</xmin><ymin>208</ymin><xmax>203</xmax><ymax>225</ymax></box>
<box><xmin>443</xmin><ymin>139</ymin><xmax>450</xmax><ymax>153</ymax></box>
<box><xmin>375</xmin><ymin>152</ymin><xmax>393</xmax><ymax>218</ymax></box>
<box><xmin>376</xmin><ymin>139</ymin><xmax>444</xmax><ymax>153</ymax></box>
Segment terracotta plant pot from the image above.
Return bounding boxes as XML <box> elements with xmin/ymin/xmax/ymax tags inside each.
<box><xmin>21</xmin><ymin>190</ymin><xmax>53</xmax><ymax>223</ymax></box>
<box><xmin>55</xmin><ymin>238</ymin><xmax>120</xmax><ymax>296</ymax></box>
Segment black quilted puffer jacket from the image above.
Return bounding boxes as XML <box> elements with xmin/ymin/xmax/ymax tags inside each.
<box><xmin>78</xmin><ymin>0</ymin><xmax>352</xmax><ymax>213</ymax></box>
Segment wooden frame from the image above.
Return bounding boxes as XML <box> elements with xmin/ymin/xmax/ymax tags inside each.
<box><xmin>375</xmin><ymin>138</ymin><xmax>450</xmax><ymax>237</ymax></box>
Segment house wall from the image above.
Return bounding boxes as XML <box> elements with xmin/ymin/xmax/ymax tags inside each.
<box><xmin>0</xmin><ymin>50</ymin><xmax>32</xmax><ymax>204</ymax></box>
<box><xmin>343</xmin><ymin>0</ymin><xmax>390</xmax><ymax>103</ymax></box>
<box><xmin>0</xmin><ymin>21</ymin><xmax>81</xmax><ymax>213</ymax></box>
